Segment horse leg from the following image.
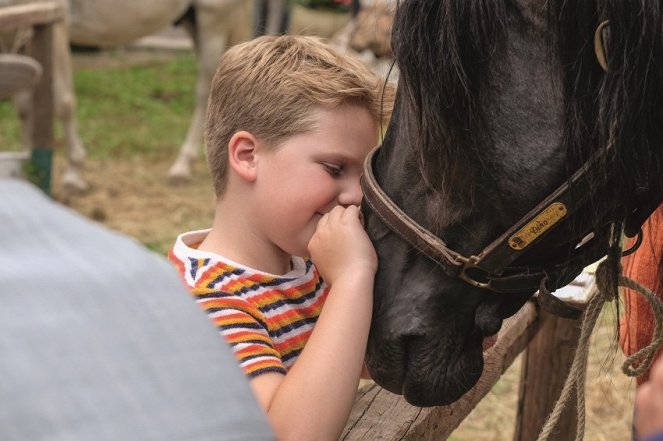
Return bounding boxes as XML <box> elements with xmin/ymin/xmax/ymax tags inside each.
<box><xmin>167</xmin><ymin>9</ymin><xmax>205</xmax><ymax>183</ymax></box>
<box><xmin>13</xmin><ymin>88</ymin><xmax>34</xmax><ymax>152</ymax></box>
<box><xmin>10</xmin><ymin>22</ymin><xmax>86</xmax><ymax>193</ymax></box>
<box><xmin>265</xmin><ymin>0</ymin><xmax>286</xmax><ymax>35</ymax></box>
<box><xmin>53</xmin><ymin>20</ymin><xmax>88</xmax><ymax>193</ymax></box>
<box><xmin>168</xmin><ymin>0</ymin><xmax>247</xmax><ymax>183</ymax></box>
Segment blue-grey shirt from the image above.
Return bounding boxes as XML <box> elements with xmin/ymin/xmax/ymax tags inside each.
<box><xmin>0</xmin><ymin>179</ymin><xmax>274</xmax><ymax>441</ymax></box>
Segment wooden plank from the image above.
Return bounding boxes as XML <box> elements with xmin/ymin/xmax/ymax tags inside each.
<box><xmin>0</xmin><ymin>2</ymin><xmax>64</xmax><ymax>30</ymax></box>
<box><xmin>29</xmin><ymin>21</ymin><xmax>54</xmax><ymax>193</ymax></box>
<box><xmin>513</xmin><ymin>311</ymin><xmax>581</xmax><ymax>441</ymax></box>
<box><xmin>30</xmin><ymin>22</ymin><xmax>53</xmax><ymax>148</ymax></box>
<box><xmin>0</xmin><ymin>2</ymin><xmax>62</xmax><ymax>193</ymax></box>
<box><xmin>343</xmin><ymin>300</ymin><xmax>541</xmax><ymax>440</ymax></box>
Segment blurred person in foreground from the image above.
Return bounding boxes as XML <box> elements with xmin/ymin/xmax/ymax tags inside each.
<box><xmin>0</xmin><ymin>52</ymin><xmax>273</xmax><ymax>440</ymax></box>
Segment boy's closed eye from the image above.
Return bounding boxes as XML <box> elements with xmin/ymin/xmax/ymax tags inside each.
<box><xmin>322</xmin><ymin>162</ymin><xmax>343</xmax><ymax>177</ymax></box>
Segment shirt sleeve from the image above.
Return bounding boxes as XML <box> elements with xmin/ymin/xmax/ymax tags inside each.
<box><xmin>196</xmin><ymin>293</ymin><xmax>287</xmax><ymax>378</ymax></box>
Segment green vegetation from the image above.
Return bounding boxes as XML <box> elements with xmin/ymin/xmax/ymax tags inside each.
<box><xmin>0</xmin><ymin>51</ymin><xmax>197</xmax><ymax>160</ymax></box>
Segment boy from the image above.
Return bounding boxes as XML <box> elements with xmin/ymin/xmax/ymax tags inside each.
<box><xmin>169</xmin><ymin>35</ymin><xmax>393</xmax><ymax>440</ymax></box>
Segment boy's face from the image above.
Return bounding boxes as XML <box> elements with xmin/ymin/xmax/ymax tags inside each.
<box><xmin>253</xmin><ymin>105</ymin><xmax>378</xmax><ymax>258</ymax></box>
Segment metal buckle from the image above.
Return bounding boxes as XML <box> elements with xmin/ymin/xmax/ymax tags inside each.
<box><xmin>455</xmin><ymin>255</ymin><xmax>492</xmax><ymax>289</ymax></box>
<box><xmin>622</xmin><ymin>228</ymin><xmax>643</xmax><ymax>257</ymax></box>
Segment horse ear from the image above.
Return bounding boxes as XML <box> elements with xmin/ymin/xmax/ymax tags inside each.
<box><xmin>227</xmin><ymin>131</ymin><xmax>258</xmax><ymax>182</ymax></box>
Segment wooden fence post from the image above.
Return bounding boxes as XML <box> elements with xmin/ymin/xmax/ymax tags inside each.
<box><xmin>0</xmin><ymin>2</ymin><xmax>63</xmax><ymax>194</ymax></box>
<box><xmin>513</xmin><ymin>310</ymin><xmax>582</xmax><ymax>441</ymax></box>
<box><xmin>30</xmin><ymin>21</ymin><xmax>55</xmax><ymax>194</ymax></box>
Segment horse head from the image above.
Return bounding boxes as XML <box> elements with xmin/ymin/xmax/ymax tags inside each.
<box><xmin>364</xmin><ymin>0</ymin><xmax>663</xmax><ymax>406</ymax></box>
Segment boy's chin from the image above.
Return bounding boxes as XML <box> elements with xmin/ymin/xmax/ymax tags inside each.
<box><xmin>285</xmin><ymin>243</ymin><xmax>311</xmax><ymax>260</ymax></box>
<box><xmin>293</xmin><ymin>250</ymin><xmax>311</xmax><ymax>260</ymax></box>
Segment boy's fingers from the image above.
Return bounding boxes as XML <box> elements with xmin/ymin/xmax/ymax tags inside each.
<box><xmin>340</xmin><ymin>205</ymin><xmax>361</xmax><ymax>221</ymax></box>
<box><xmin>317</xmin><ymin>212</ymin><xmax>330</xmax><ymax>227</ymax></box>
<box><xmin>327</xmin><ymin>205</ymin><xmax>347</xmax><ymax>222</ymax></box>
<box><xmin>323</xmin><ymin>205</ymin><xmax>363</xmax><ymax>225</ymax></box>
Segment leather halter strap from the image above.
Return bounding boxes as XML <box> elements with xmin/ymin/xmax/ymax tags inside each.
<box><xmin>361</xmin><ymin>19</ymin><xmax>662</xmax><ymax>313</ymax></box>
<box><xmin>361</xmin><ymin>139</ymin><xmax>620</xmax><ymax>297</ymax></box>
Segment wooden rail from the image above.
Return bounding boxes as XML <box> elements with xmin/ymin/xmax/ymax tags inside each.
<box><xmin>0</xmin><ymin>1</ymin><xmax>64</xmax><ymax>194</ymax></box>
<box><xmin>343</xmin><ymin>300</ymin><xmax>583</xmax><ymax>440</ymax></box>
<box><xmin>0</xmin><ymin>2</ymin><xmax>63</xmax><ymax>29</ymax></box>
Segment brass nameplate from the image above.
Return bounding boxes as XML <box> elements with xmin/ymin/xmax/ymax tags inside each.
<box><xmin>508</xmin><ymin>202</ymin><xmax>567</xmax><ymax>251</ymax></box>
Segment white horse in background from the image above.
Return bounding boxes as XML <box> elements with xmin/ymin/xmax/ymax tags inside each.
<box><xmin>6</xmin><ymin>0</ymin><xmax>259</xmax><ymax>191</ymax></box>
<box><xmin>169</xmin><ymin>0</ymin><xmax>287</xmax><ymax>183</ymax></box>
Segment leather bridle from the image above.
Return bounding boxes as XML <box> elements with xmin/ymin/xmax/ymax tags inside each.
<box><xmin>360</xmin><ymin>21</ymin><xmax>662</xmax><ymax>318</ymax></box>
<box><xmin>362</xmin><ymin>143</ymin><xmax>611</xmax><ymax>292</ymax></box>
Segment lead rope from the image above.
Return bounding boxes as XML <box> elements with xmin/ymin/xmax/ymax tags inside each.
<box><xmin>535</xmin><ymin>247</ymin><xmax>663</xmax><ymax>441</ymax></box>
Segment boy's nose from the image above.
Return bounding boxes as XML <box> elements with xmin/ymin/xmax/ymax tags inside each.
<box><xmin>338</xmin><ymin>180</ymin><xmax>363</xmax><ymax>207</ymax></box>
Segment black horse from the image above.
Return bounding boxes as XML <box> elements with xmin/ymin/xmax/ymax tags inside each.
<box><xmin>363</xmin><ymin>0</ymin><xmax>663</xmax><ymax>407</ymax></box>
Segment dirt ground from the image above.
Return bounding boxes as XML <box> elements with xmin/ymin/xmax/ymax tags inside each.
<box><xmin>46</xmin><ymin>47</ymin><xmax>638</xmax><ymax>441</ymax></box>
<box><xmin>52</xmin><ymin>155</ymin><xmax>215</xmax><ymax>254</ymax></box>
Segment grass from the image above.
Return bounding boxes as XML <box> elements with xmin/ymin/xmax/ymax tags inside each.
<box><xmin>0</xmin><ymin>50</ymin><xmax>198</xmax><ymax>160</ymax></box>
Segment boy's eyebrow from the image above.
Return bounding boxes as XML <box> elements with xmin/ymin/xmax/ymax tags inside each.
<box><xmin>317</xmin><ymin>151</ymin><xmax>364</xmax><ymax>163</ymax></box>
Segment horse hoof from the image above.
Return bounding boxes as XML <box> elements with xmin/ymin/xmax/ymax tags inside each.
<box><xmin>70</xmin><ymin>145</ymin><xmax>87</xmax><ymax>165</ymax></box>
<box><xmin>168</xmin><ymin>162</ymin><xmax>192</xmax><ymax>184</ymax></box>
<box><xmin>61</xmin><ymin>171</ymin><xmax>89</xmax><ymax>194</ymax></box>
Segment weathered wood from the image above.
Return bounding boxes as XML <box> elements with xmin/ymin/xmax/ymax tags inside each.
<box><xmin>514</xmin><ymin>310</ymin><xmax>581</xmax><ymax>441</ymax></box>
<box><xmin>343</xmin><ymin>300</ymin><xmax>541</xmax><ymax>440</ymax></box>
<box><xmin>0</xmin><ymin>2</ymin><xmax>64</xmax><ymax>30</ymax></box>
<box><xmin>0</xmin><ymin>1</ymin><xmax>61</xmax><ymax>193</ymax></box>
<box><xmin>30</xmin><ymin>22</ymin><xmax>53</xmax><ymax>148</ymax></box>
<box><xmin>29</xmin><ymin>21</ymin><xmax>55</xmax><ymax>192</ymax></box>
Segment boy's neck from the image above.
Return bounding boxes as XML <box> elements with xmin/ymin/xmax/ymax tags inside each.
<box><xmin>198</xmin><ymin>197</ymin><xmax>293</xmax><ymax>276</ymax></box>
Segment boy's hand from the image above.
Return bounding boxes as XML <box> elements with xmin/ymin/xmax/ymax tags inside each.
<box><xmin>308</xmin><ymin>205</ymin><xmax>377</xmax><ymax>285</ymax></box>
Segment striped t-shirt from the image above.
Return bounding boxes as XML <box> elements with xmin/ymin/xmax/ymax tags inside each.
<box><xmin>169</xmin><ymin>229</ymin><xmax>329</xmax><ymax>377</ymax></box>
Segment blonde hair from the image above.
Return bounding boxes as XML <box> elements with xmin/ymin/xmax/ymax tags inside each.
<box><xmin>204</xmin><ymin>34</ymin><xmax>394</xmax><ymax>196</ymax></box>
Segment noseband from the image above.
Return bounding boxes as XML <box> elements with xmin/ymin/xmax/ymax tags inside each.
<box><xmin>360</xmin><ymin>20</ymin><xmax>661</xmax><ymax>317</ymax></box>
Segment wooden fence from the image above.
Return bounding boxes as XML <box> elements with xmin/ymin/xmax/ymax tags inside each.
<box><xmin>343</xmin><ymin>300</ymin><xmax>584</xmax><ymax>440</ymax></box>
<box><xmin>0</xmin><ymin>1</ymin><xmax>62</xmax><ymax>193</ymax></box>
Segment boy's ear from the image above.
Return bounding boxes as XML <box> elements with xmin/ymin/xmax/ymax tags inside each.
<box><xmin>227</xmin><ymin>131</ymin><xmax>259</xmax><ymax>182</ymax></box>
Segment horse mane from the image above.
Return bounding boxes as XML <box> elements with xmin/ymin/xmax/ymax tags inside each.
<box><xmin>392</xmin><ymin>0</ymin><xmax>663</xmax><ymax>293</ymax></box>
<box><xmin>391</xmin><ymin>0</ymin><xmax>509</xmax><ymax>192</ymax></box>
<box><xmin>550</xmin><ymin>0</ymin><xmax>663</xmax><ymax>204</ymax></box>
<box><xmin>552</xmin><ymin>1</ymin><xmax>663</xmax><ymax>304</ymax></box>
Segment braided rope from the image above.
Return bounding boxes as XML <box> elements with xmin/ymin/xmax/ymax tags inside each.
<box><xmin>536</xmin><ymin>257</ymin><xmax>663</xmax><ymax>441</ymax></box>
<box><xmin>619</xmin><ymin>275</ymin><xmax>663</xmax><ymax>377</ymax></box>
<box><xmin>535</xmin><ymin>279</ymin><xmax>602</xmax><ymax>441</ymax></box>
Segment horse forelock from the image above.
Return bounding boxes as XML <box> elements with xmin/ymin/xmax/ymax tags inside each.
<box><xmin>391</xmin><ymin>0</ymin><xmax>509</xmax><ymax>194</ymax></box>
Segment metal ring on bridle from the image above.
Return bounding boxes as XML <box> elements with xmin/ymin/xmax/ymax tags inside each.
<box><xmin>622</xmin><ymin>228</ymin><xmax>643</xmax><ymax>257</ymax></box>
<box><xmin>594</xmin><ymin>20</ymin><xmax>610</xmax><ymax>72</ymax></box>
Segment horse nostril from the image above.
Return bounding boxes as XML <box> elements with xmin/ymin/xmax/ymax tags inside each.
<box><xmin>476</xmin><ymin>315</ymin><xmax>501</xmax><ymax>336</ymax></box>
